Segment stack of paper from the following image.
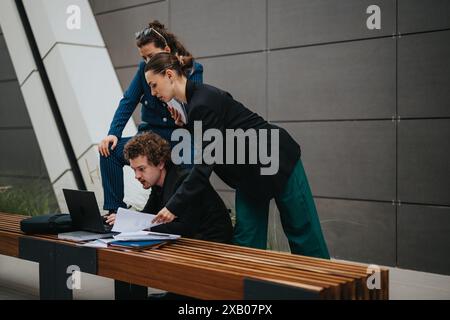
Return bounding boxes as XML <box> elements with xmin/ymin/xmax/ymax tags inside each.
<box><xmin>113</xmin><ymin>231</ymin><xmax>180</xmax><ymax>241</ymax></box>
<box><xmin>58</xmin><ymin>231</ymin><xmax>115</xmax><ymax>242</ymax></box>
<box><xmin>74</xmin><ymin>208</ymin><xmax>180</xmax><ymax>249</ymax></box>
<box><xmin>81</xmin><ymin>238</ymin><xmax>116</xmax><ymax>248</ymax></box>
<box><xmin>109</xmin><ymin>239</ymin><xmax>167</xmax><ymax>250</ymax></box>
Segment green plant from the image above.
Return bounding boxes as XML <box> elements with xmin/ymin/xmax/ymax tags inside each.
<box><xmin>0</xmin><ymin>181</ymin><xmax>59</xmax><ymax>216</ymax></box>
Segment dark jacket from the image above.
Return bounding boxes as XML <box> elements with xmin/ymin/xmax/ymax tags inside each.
<box><xmin>165</xmin><ymin>80</ymin><xmax>301</xmax><ymax>216</ymax></box>
<box><xmin>143</xmin><ymin>163</ymin><xmax>233</xmax><ymax>244</ymax></box>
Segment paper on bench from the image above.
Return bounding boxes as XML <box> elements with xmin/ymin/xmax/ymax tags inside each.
<box><xmin>58</xmin><ymin>231</ymin><xmax>115</xmax><ymax>242</ymax></box>
<box><xmin>80</xmin><ymin>238</ymin><xmax>116</xmax><ymax>248</ymax></box>
<box><xmin>111</xmin><ymin>207</ymin><xmax>162</xmax><ymax>232</ymax></box>
<box><xmin>113</xmin><ymin>230</ymin><xmax>180</xmax><ymax>241</ymax></box>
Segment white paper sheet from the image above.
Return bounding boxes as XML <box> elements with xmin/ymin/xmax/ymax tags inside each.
<box><xmin>113</xmin><ymin>230</ymin><xmax>180</xmax><ymax>241</ymax></box>
<box><xmin>58</xmin><ymin>231</ymin><xmax>115</xmax><ymax>242</ymax></box>
<box><xmin>167</xmin><ymin>99</ymin><xmax>187</xmax><ymax>124</ymax></box>
<box><xmin>111</xmin><ymin>207</ymin><xmax>162</xmax><ymax>232</ymax></box>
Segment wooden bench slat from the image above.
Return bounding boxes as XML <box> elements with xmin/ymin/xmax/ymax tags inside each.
<box><xmin>0</xmin><ymin>212</ymin><xmax>388</xmax><ymax>299</ymax></box>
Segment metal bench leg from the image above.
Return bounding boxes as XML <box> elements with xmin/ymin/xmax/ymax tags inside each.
<box><xmin>114</xmin><ymin>280</ymin><xmax>148</xmax><ymax>300</ymax></box>
<box><xmin>244</xmin><ymin>278</ymin><xmax>320</xmax><ymax>300</ymax></box>
<box><xmin>19</xmin><ymin>237</ymin><xmax>97</xmax><ymax>300</ymax></box>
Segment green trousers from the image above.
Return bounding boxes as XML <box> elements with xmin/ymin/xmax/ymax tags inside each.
<box><xmin>233</xmin><ymin>159</ymin><xmax>330</xmax><ymax>259</ymax></box>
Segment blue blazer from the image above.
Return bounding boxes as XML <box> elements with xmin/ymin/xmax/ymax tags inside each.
<box><xmin>108</xmin><ymin>60</ymin><xmax>203</xmax><ymax>143</ymax></box>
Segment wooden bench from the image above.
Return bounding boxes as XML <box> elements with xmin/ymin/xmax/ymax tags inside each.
<box><xmin>0</xmin><ymin>212</ymin><xmax>388</xmax><ymax>300</ymax></box>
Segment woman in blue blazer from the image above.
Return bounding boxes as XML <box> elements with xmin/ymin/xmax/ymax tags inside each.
<box><xmin>98</xmin><ymin>21</ymin><xmax>203</xmax><ymax>213</ymax></box>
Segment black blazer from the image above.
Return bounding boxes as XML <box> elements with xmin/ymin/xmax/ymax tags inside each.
<box><xmin>143</xmin><ymin>163</ymin><xmax>233</xmax><ymax>244</ymax></box>
<box><xmin>166</xmin><ymin>80</ymin><xmax>301</xmax><ymax>216</ymax></box>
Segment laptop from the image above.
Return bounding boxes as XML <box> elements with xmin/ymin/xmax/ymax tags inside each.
<box><xmin>62</xmin><ymin>189</ymin><xmax>115</xmax><ymax>234</ymax></box>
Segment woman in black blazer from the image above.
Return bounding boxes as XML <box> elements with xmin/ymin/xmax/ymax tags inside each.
<box><xmin>144</xmin><ymin>53</ymin><xmax>329</xmax><ymax>259</ymax></box>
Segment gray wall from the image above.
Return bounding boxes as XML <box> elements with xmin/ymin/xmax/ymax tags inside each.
<box><xmin>90</xmin><ymin>0</ymin><xmax>450</xmax><ymax>275</ymax></box>
<box><xmin>0</xmin><ymin>27</ymin><xmax>53</xmax><ymax>193</ymax></box>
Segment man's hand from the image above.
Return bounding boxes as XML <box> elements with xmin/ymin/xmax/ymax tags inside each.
<box><xmin>98</xmin><ymin>135</ymin><xmax>118</xmax><ymax>157</ymax></box>
<box><xmin>105</xmin><ymin>213</ymin><xmax>116</xmax><ymax>225</ymax></box>
<box><xmin>152</xmin><ymin>207</ymin><xmax>176</xmax><ymax>224</ymax></box>
<box><xmin>167</xmin><ymin>105</ymin><xmax>184</xmax><ymax>127</ymax></box>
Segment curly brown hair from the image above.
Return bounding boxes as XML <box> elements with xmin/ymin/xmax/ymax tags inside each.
<box><xmin>124</xmin><ymin>132</ymin><xmax>171</xmax><ymax>166</ymax></box>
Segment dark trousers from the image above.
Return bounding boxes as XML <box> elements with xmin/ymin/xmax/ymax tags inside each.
<box><xmin>233</xmin><ymin>159</ymin><xmax>330</xmax><ymax>259</ymax></box>
<box><xmin>100</xmin><ymin>137</ymin><xmax>132</xmax><ymax>211</ymax></box>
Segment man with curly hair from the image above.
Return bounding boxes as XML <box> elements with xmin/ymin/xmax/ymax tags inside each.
<box><xmin>105</xmin><ymin>132</ymin><xmax>233</xmax><ymax>243</ymax></box>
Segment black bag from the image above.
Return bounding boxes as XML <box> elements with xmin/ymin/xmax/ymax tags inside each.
<box><xmin>20</xmin><ymin>213</ymin><xmax>74</xmax><ymax>234</ymax></box>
